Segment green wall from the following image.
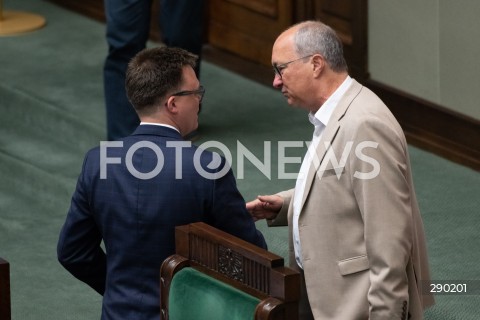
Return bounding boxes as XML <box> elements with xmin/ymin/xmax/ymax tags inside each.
<box><xmin>369</xmin><ymin>0</ymin><xmax>480</xmax><ymax>120</ymax></box>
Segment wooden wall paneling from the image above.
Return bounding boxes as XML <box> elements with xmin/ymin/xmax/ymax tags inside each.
<box><xmin>312</xmin><ymin>0</ymin><xmax>368</xmax><ymax>81</ymax></box>
<box><xmin>366</xmin><ymin>80</ymin><xmax>480</xmax><ymax>170</ymax></box>
<box><xmin>208</xmin><ymin>0</ymin><xmax>294</xmax><ymax>66</ymax></box>
<box><xmin>293</xmin><ymin>0</ymin><xmax>316</xmax><ymax>21</ymax></box>
<box><xmin>315</xmin><ymin>0</ymin><xmax>354</xmax><ymax>41</ymax></box>
<box><xmin>351</xmin><ymin>0</ymin><xmax>369</xmax><ymax>80</ymax></box>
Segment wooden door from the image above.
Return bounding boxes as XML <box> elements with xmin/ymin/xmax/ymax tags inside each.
<box><xmin>207</xmin><ymin>0</ymin><xmax>295</xmax><ymax>66</ymax></box>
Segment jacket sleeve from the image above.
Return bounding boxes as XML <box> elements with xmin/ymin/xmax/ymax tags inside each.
<box><xmin>267</xmin><ymin>189</ymin><xmax>294</xmax><ymax>227</ymax></box>
<box><xmin>207</xmin><ymin>156</ymin><xmax>267</xmax><ymax>250</ymax></box>
<box><xmin>57</xmin><ymin>152</ymin><xmax>106</xmax><ymax>295</ymax></box>
<box><xmin>350</xmin><ymin>116</ymin><xmax>413</xmax><ymax>318</ymax></box>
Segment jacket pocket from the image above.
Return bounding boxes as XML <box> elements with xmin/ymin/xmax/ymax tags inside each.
<box><xmin>337</xmin><ymin>255</ymin><xmax>370</xmax><ymax>275</ymax></box>
<box><xmin>316</xmin><ymin>166</ymin><xmax>345</xmax><ymax>179</ymax></box>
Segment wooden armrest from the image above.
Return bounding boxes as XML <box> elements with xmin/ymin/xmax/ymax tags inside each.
<box><xmin>160</xmin><ymin>222</ymin><xmax>300</xmax><ymax>320</ymax></box>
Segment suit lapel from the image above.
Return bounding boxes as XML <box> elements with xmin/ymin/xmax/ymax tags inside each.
<box><xmin>299</xmin><ymin>122</ymin><xmax>340</xmax><ymax>210</ymax></box>
<box><xmin>298</xmin><ymin>79</ymin><xmax>363</xmax><ymax>211</ymax></box>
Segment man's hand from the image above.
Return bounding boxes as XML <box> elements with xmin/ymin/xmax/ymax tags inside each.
<box><xmin>246</xmin><ymin>195</ymin><xmax>283</xmax><ymax>221</ymax></box>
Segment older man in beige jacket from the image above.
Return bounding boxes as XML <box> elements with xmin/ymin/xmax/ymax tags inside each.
<box><xmin>247</xmin><ymin>20</ymin><xmax>434</xmax><ymax>320</ymax></box>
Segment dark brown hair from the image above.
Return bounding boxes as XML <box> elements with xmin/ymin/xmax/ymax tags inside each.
<box><xmin>125</xmin><ymin>46</ymin><xmax>198</xmax><ymax>114</ymax></box>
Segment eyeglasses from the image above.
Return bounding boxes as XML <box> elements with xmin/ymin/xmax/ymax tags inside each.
<box><xmin>172</xmin><ymin>85</ymin><xmax>206</xmax><ymax>103</ymax></box>
<box><xmin>272</xmin><ymin>55</ymin><xmax>314</xmax><ymax>78</ymax></box>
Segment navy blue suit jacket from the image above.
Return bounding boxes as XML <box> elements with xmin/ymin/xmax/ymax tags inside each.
<box><xmin>57</xmin><ymin>125</ymin><xmax>266</xmax><ymax>320</ymax></box>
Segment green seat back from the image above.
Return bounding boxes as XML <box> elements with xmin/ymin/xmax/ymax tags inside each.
<box><xmin>169</xmin><ymin>267</ymin><xmax>260</xmax><ymax>320</ymax></box>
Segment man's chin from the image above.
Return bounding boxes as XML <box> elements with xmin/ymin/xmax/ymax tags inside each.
<box><xmin>286</xmin><ymin>98</ymin><xmax>299</xmax><ymax>108</ymax></box>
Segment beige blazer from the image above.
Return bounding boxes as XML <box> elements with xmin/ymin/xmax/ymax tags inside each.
<box><xmin>270</xmin><ymin>79</ymin><xmax>434</xmax><ymax>319</ymax></box>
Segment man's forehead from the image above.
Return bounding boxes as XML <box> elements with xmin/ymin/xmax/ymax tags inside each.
<box><xmin>182</xmin><ymin>66</ymin><xmax>199</xmax><ymax>86</ymax></box>
<box><xmin>273</xmin><ymin>29</ymin><xmax>296</xmax><ymax>51</ymax></box>
<box><xmin>272</xmin><ymin>39</ymin><xmax>296</xmax><ymax>62</ymax></box>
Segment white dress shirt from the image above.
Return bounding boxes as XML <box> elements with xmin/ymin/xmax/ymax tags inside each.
<box><xmin>292</xmin><ymin>76</ymin><xmax>353</xmax><ymax>269</ymax></box>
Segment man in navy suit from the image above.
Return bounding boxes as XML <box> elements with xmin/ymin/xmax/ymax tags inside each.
<box><xmin>57</xmin><ymin>46</ymin><xmax>267</xmax><ymax>320</ymax></box>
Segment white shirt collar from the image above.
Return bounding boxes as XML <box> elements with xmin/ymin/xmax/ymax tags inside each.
<box><xmin>309</xmin><ymin>75</ymin><xmax>353</xmax><ymax>129</ymax></box>
<box><xmin>140</xmin><ymin>122</ymin><xmax>180</xmax><ymax>133</ymax></box>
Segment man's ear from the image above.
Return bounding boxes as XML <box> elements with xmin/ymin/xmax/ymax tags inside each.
<box><xmin>312</xmin><ymin>54</ymin><xmax>325</xmax><ymax>77</ymax></box>
<box><xmin>165</xmin><ymin>96</ymin><xmax>179</xmax><ymax>114</ymax></box>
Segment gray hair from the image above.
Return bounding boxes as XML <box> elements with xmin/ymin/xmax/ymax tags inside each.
<box><xmin>293</xmin><ymin>20</ymin><xmax>348</xmax><ymax>72</ymax></box>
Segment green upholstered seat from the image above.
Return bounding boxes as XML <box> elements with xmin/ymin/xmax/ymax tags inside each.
<box><xmin>161</xmin><ymin>223</ymin><xmax>300</xmax><ymax>320</ymax></box>
<box><xmin>168</xmin><ymin>267</ymin><xmax>260</xmax><ymax>320</ymax></box>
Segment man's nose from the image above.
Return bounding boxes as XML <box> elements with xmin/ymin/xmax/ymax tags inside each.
<box><xmin>273</xmin><ymin>74</ymin><xmax>283</xmax><ymax>89</ymax></box>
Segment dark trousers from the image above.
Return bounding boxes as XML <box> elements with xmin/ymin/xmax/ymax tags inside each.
<box><xmin>299</xmin><ymin>269</ymin><xmax>315</xmax><ymax>320</ymax></box>
<box><xmin>103</xmin><ymin>0</ymin><xmax>204</xmax><ymax>141</ymax></box>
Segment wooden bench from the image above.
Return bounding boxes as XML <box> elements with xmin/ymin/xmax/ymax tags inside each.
<box><xmin>160</xmin><ymin>222</ymin><xmax>300</xmax><ymax>320</ymax></box>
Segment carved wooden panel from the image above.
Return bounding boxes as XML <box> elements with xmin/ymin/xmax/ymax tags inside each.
<box><xmin>188</xmin><ymin>232</ymin><xmax>272</xmax><ymax>293</ymax></box>
<box><xmin>162</xmin><ymin>222</ymin><xmax>301</xmax><ymax>320</ymax></box>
